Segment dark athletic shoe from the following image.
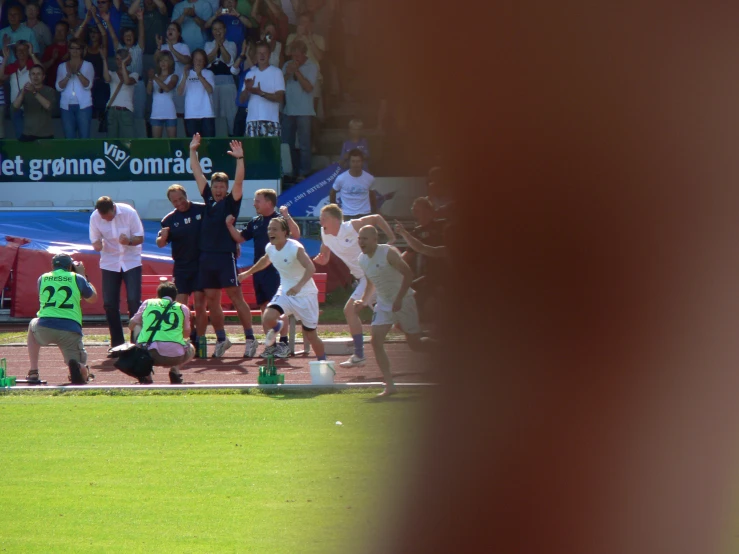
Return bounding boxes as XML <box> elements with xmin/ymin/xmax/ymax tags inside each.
<box><xmin>168</xmin><ymin>368</ymin><xmax>184</xmax><ymax>384</ymax></box>
<box><xmin>68</xmin><ymin>359</ymin><xmax>87</xmax><ymax>384</ymax></box>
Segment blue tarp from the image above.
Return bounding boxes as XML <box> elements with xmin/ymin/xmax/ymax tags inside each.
<box><xmin>0</xmin><ymin>211</ymin><xmax>321</xmax><ymax>264</ymax></box>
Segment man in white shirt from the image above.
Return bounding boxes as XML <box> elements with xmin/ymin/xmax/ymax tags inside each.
<box><xmin>313</xmin><ymin>203</ymin><xmax>395</xmax><ymax>368</ymax></box>
<box><xmin>356</xmin><ymin>225</ymin><xmax>434</xmax><ymax>397</ymax></box>
<box><xmin>329</xmin><ymin>149</ymin><xmax>376</xmax><ymax>217</ymax></box>
<box><xmin>102</xmin><ymin>48</ymin><xmax>139</xmax><ymax>138</ymax></box>
<box><xmin>89</xmin><ymin>196</ymin><xmax>145</xmax><ymax>349</ymax></box>
<box><xmin>240</xmin><ymin>41</ymin><xmax>285</xmax><ymax>137</ymax></box>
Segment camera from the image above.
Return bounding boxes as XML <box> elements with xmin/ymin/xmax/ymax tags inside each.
<box><xmin>265</xmin><ymin>33</ymin><xmax>272</xmax><ymax>42</ymax></box>
<box><xmin>222</xmin><ymin>8</ymin><xmax>228</xmax><ymax>13</ymax></box>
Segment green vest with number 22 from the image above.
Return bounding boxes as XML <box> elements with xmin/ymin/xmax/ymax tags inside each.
<box><xmin>139</xmin><ymin>299</ymin><xmax>186</xmax><ymax>345</ymax></box>
<box><xmin>37</xmin><ymin>269</ymin><xmax>83</xmax><ymax>325</ymax></box>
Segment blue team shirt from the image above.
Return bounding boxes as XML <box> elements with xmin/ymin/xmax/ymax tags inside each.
<box><xmin>218</xmin><ymin>15</ymin><xmax>246</xmax><ymax>47</ymax></box>
<box><xmin>40</xmin><ymin>0</ymin><xmax>65</xmax><ymax>30</ymax></box>
<box><xmin>37</xmin><ymin>273</ymin><xmax>95</xmax><ymax>335</ymax></box>
<box><xmin>200</xmin><ymin>183</ymin><xmax>242</xmax><ymax>254</ymax></box>
<box><xmin>239</xmin><ymin>211</ymin><xmax>279</xmax><ymax>263</ymax></box>
<box><xmin>161</xmin><ymin>201</ymin><xmax>206</xmax><ymax>271</ymax></box>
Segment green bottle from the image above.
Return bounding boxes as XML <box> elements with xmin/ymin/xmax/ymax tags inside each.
<box><xmin>198</xmin><ymin>336</ymin><xmax>207</xmax><ymax>358</ymax></box>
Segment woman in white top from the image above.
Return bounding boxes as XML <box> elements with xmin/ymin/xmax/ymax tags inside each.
<box><xmin>147</xmin><ymin>50</ymin><xmax>178</xmax><ymax>137</ymax></box>
<box><xmin>156</xmin><ymin>22</ymin><xmax>191</xmax><ymax>116</ymax></box>
<box><xmin>177</xmin><ymin>48</ymin><xmax>215</xmax><ymax>137</ymax></box>
<box><xmin>55</xmin><ymin>38</ymin><xmax>95</xmax><ymax>138</ymax></box>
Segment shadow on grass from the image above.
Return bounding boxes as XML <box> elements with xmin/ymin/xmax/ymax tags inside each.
<box><xmin>363</xmin><ymin>394</ymin><xmax>423</xmax><ymax>404</ymax></box>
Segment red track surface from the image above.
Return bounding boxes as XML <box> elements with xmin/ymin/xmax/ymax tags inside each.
<box><xmin>0</xmin><ymin>337</ymin><xmax>434</xmax><ymax>388</ymax></box>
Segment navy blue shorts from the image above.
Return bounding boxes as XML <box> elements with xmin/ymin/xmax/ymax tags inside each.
<box><xmin>253</xmin><ymin>266</ymin><xmax>280</xmax><ymax>305</ymax></box>
<box><xmin>198</xmin><ymin>252</ymin><xmax>239</xmax><ymax>290</ymax></box>
<box><xmin>173</xmin><ymin>268</ymin><xmax>202</xmax><ymax>295</ymax></box>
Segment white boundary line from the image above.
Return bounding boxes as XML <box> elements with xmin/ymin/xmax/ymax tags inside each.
<box><xmin>1</xmin><ymin>382</ymin><xmax>436</xmax><ymax>392</ymax></box>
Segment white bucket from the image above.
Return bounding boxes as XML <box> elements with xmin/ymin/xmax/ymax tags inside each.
<box><xmin>309</xmin><ymin>360</ymin><xmax>336</xmax><ymax>385</ymax></box>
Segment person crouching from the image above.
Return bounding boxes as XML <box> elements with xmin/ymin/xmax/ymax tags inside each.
<box><xmin>128</xmin><ymin>280</ymin><xmax>195</xmax><ymax>384</ymax></box>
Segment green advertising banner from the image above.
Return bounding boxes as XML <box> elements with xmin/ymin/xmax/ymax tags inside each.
<box><xmin>0</xmin><ymin>137</ymin><xmax>281</xmax><ymax>183</ymax></box>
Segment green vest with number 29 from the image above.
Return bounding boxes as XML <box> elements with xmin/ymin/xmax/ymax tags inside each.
<box><xmin>37</xmin><ymin>269</ymin><xmax>83</xmax><ymax>325</ymax></box>
<box><xmin>139</xmin><ymin>298</ymin><xmax>186</xmax><ymax>345</ymax></box>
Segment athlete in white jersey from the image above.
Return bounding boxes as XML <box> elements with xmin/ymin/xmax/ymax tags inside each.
<box><xmin>314</xmin><ymin>203</ymin><xmax>396</xmax><ymax>368</ymax></box>
<box><xmin>237</xmin><ymin>218</ymin><xmax>326</xmax><ymax>360</ymax></box>
<box><xmin>356</xmin><ymin>226</ymin><xmax>434</xmax><ymax>397</ymax></box>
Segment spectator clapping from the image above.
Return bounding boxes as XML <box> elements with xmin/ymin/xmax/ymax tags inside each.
<box><xmin>176</xmin><ymin>48</ymin><xmax>215</xmax><ymax>136</ymax></box>
<box><xmin>13</xmin><ymin>64</ymin><xmax>56</xmax><ymax>141</ymax></box>
<box><xmin>147</xmin><ymin>50</ymin><xmax>178</xmax><ymax>137</ymax></box>
<box><xmin>55</xmin><ymin>37</ymin><xmax>94</xmax><ymax>138</ymax></box>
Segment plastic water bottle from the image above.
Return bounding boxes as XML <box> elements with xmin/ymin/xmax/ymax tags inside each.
<box><xmin>198</xmin><ymin>336</ymin><xmax>207</xmax><ymax>358</ymax></box>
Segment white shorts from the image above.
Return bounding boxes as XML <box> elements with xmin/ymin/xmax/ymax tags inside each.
<box><xmin>351</xmin><ymin>276</ymin><xmax>377</xmax><ymax>305</ymax></box>
<box><xmin>371</xmin><ymin>295</ymin><xmax>421</xmax><ymax>335</ymax></box>
<box><xmin>269</xmin><ymin>293</ymin><xmax>320</xmax><ymax>329</ymax></box>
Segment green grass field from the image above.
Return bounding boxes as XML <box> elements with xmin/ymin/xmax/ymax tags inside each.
<box><xmin>0</xmin><ymin>390</ymin><xmax>423</xmax><ymax>553</ymax></box>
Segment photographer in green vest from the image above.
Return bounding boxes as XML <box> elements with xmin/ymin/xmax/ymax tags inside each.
<box><xmin>128</xmin><ymin>280</ymin><xmax>195</xmax><ymax>384</ymax></box>
<box><xmin>27</xmin><ymin>254</ymin><xmax>98</xmax><ymax>385</ymax></box>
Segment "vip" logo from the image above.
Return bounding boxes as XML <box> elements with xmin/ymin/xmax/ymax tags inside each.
<box><xmin>103</xmin><ymin>142</ymin><xmax>130</xmax><ymax>169</ymax></box>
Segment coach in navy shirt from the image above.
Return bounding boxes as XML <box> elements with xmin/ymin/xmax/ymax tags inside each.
<box><xmin>156</xmin><ymin>184</ymin><xmax>208</xmax><ymax>352</ymax></box>
<box><xmin>189</xmin><ymin>132</ymin><xmax>258</xmax><ymax>359</ymax></box>
<box><xmin>225</xmin><ymin>188</ymin><xmax>300</xmax><ymax>358</ymax></box>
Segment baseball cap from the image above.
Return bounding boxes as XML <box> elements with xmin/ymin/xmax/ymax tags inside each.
<box><xmin>52</xmin><ymin>254</ymin><xmax>74</xmax><ymax>270</ymax></box>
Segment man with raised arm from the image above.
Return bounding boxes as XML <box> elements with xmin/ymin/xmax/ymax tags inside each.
<box><xmin>237</xmin><ymin>217</ymin><xmax>327</xmax><ymax>362</ymax></box>
<box><xmin>393</xmin><ymin>220</ymin><xmax>450</xmax><ymax>259</ymax></box>
<box><xmin>189</xmin><ymin>132</ymin><xmax>258</xmax><ymax>358</ymax></box>
<box><xmin>225</xmin><ymin>188</ymin><xmax>300</xmax><ymax>358</ymax></box>
<box><xmin>356</xmin><ymin>226</ymin><xmax>435</xmax><ymax>398</ymax></box>
<box><xmin>312</xmin><ymin>203</ymin><xmax>396</xmax><ymax>368</ymax></box>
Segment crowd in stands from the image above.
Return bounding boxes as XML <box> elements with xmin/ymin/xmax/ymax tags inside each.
<box><xmin>0</xmin><ymin>0</ymin><xmax>359</xmax><ymax>179</ymax></box>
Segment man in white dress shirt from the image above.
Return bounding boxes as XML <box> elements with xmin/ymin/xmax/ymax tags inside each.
<box><xmin>89</xmin><ymin>196</ymin><xmax>145</xmax><ymax>349</ymax></box>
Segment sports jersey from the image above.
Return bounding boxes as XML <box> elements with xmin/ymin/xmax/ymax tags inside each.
<box><xmin>36</xmin><ymin>270</ymin><xmax>95</xmax><ymax>334</ymax></box>
<box><xmin>358</xmin><ymin>244</ymin><xmax>413</xmax><ymax>311</ymax></box>
<box><xmin>265</xmin><ymin>239</ymin><xmax>318</xmax><ymax>298</ymax></box>
<box><xmin>199</xmin><ymin>183</ymin><xmax>241</xmax><ymax>254</ymax></box>
<box><xmin>240</xmin><ymin>211</ymin><xmax>279</xmax><ymax>262</ymax></box>
<box><xmin>137</xmin><ymin>298</ymin><xmax>187</xmax><ymax>346</ymax></box>
<box><xmin>161</xmin><ymin>202</ymin><xmax>206</xmax><ymax>271</ymax></box>
<box><xmin>321</xmin><ymin>221</ymin><xmax>363</xmax><ymax>280</ymax></box>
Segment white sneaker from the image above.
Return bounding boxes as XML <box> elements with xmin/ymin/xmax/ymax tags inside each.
<box><xmin>243</xmin><ymin>338</ymin><xmax>258</xmax><ymax>358</ymax></box>
<box><xmin>264</xmin><ymin>321</ymin><xmax>283</xmax><ymax>348</ymax></box>
<box><xmin>274</xmin><ymin>341</ymin><xmax>291</xmax><ymax>358</ymax></box>
<box><xmin>260</xmin><ymin>344</ymin><xmax>277</xmax><ymax>358</ymax></box>
<box><xmin>339</xmin><ymin>354</ymin><xmax>366</xmax><ymax>368</ymax></box>
<box><xmin>213</xmin><ymin>338</ymin><xmax>233</xmax><ymax>358</ymax></box>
